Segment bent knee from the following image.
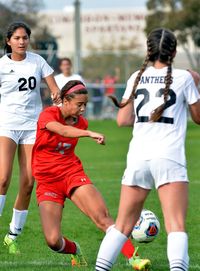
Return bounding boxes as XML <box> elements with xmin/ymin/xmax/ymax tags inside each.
<box><xmin>20</xmin><ymin>178</ymin><xmax>34</xmax><ymax>195</ymax></box>
<box><xmin>0</xmin><ymin>176</ymin><xmax>10</xmax><ymax>192</ymax></box>
<box><xmin>92</xmin><ymin>210</ymin><xmax>113</xmax><ymax>232</ymax></box>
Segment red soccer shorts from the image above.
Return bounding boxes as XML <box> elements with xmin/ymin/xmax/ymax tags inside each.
<box><xmin>36</xmin><ymin>170</ymin><xmax>92</xmax><ymax>206</ymax></box>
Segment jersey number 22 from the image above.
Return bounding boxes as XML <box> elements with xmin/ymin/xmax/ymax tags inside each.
<box><xmin>135</xmin><ymin>88</ymin><xmax>176</xmax><ymax>124</ymax></box>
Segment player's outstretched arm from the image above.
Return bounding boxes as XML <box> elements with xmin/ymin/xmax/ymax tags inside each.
<box><xmin>46</xmin><ymin>121</ymin><xmax>105</xmax><ymax>145</ymax></box>
<box><xmin>117</xmin><ymin>99</ymin><xmax>135</xmax><ymax>127</ymax></box>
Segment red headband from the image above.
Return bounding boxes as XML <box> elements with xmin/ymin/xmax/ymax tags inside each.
<box><xmin>63</xmin><ymin>84</ymin><xmax>86</xmax><ymax>96</ymax></box>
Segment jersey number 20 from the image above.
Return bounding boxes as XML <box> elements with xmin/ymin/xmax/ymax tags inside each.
<box><xmin>135</xmin><ymin>88</ymin><xmax>176</xmax><ymax>124</ymax></box>
<box><xmin>18</xmin><ymin>76</ymin><xmax>37</xmax><ymax>91</ymax></box>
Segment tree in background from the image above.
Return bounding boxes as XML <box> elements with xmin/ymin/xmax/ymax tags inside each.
<box><xmin>0</xmin><ymin>0</ymin><xmax>58</xmax><ymax>66</ymax></box>
<box><xmin>0</xmin><ymin>0</ymin><xmax>41</xmax><ymax>48</ymax></box>
<box><xmin>82</xmin><ymin>39</ymin><xmax>143</xmax><ymax>83</ymax></box>
<box><xmin>145</xmin><ymin>0</ymin><xmax>200</xmax><ymax>69</ymax></box>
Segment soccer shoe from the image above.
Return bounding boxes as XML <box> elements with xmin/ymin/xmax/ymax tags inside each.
<box><xmin>71</xmin><ymin>242</ymin><xmax>88</xmax><ymax>267</ymax></box>
<box><xmin>4</xmin><ymin>234</ymin><xmax>20</xmax><ymax>255</ymax></box>
<box><xmin>128</xmin><ymin>247</ymin><xmax>151</xmax><ymax>271</ymax></box>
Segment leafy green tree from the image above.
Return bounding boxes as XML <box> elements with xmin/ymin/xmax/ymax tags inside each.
<box><xmin>145</xmin><ymin>0</ymin><xmax>200</xmax><ymax>69</ymax></box>
<box><xmin>0</xmin><ymin>3</ymin><xmax>16</xmax><ymax>50</ymax></box>
<box><xmin>0</xmin><ymin>0</ymin><xmax>42</xmax><ymax>47</ymax></box>
<box><xmin>82</xmin><ymin>39</ymin><xmax>143</xmax><ymax>83</ymax></box>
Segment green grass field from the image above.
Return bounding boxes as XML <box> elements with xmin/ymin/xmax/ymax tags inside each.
<box><xmin>0</xmin><ymin>120</ymin><xmax>199</xmax><ymax>271</ymax></box>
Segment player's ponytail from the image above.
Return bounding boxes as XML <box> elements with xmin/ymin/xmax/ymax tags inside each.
<box><xmin>148</xmin><ymin>28</ymin><xmax>176</xmax><ymax>122</ymax></box>
<box><xmin>110</xmin><ymin>28</ymin><xmax>176</xmax><ymax>124</ymax></box>
<box><xmin>4</xmin><ymin>21</ymin><xmax>31</xmax><ymax>54</ymax></box>
<box><xmin>150</xmin><ymin>57</ymin><xmax>173</xmax><ymax>122</ymax></box>
<box><xmin>109</xmin><ymin>54</ymin><xmax>150</xmax><ymax>108</ymax></box>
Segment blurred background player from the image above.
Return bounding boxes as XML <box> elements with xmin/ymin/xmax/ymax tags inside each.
<box><xmin>95</xmin><ymin>28</ymin><xmax>200</xmax><ymax>271</ymax></box>
<box><xmin>0</xmin><ymin>21</ymin><xmax>60</xmax><ymax>254</ymax></box>
<box><xmin>54</xmin><ymin>57</ymin><xmax>84</xmax><ymax>89</ymax></box>
<box><xmin>102</xmin><ymin>68</ymin><xmax>120</xmax><ymax>119</ymax></box>
<box><xmin>32</xmin><ymin>80</ymin><xmax>150</xmax><ymax>270</ymax></box>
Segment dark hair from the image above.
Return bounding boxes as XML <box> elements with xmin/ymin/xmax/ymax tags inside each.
<box><xmin>4</xmin><ymin>21</ymin><xmax>31</xmax><ymax>54</ymax></box>
<box><xmin>60</xmin><ymin>80</ymin><xmax>88</xmax><ymax>101</ymax></box>
<box><xmin>110</xmin><ymin>28</ymin><xmax>177</xmax><ymax>122</ymax></box>
<box><xmin>59</xmin><ymin>57</ymin><xmax>72</xmax><ymax>66</ymax></box>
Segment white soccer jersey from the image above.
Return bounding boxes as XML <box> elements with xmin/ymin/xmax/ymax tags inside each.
<box><xmin>0</xmin><ymin>52</ymin><xmax>53</xmax><ymax>130</ymax></box>
<box><xmin>54</xmin><ymin>73</ymin><xmax>84</xmax><ymax>89</ymax></box>
<box><xmin>123</xmin><ymin>66</ymin><xmax>200</xmax><ymax>166</ymax></box>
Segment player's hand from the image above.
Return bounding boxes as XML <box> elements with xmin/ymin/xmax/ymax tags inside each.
<box><xmin>88</xmin><ymin>131</ymin><xmax>105</xmax><ymax>145</ymax></box>
<box><xmin>51</xmin><ymin>90</ymin><xmax>62</xmax><ymax>105</ymax></box>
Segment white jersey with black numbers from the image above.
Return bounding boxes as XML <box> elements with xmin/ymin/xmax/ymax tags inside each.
<box><xmin>123</xmin><ymin>66</ymin><xmax>200</xmax><ymax>166</ymax></box>
<box><xmin>54</xmin><ymin>73</ymin><xmax>84</xmax><ymax>89</ymax></box>
<box><xmin>0</xmin><ymin>51</ymin><xmax>53</xmax><ymax>130</ymax></box>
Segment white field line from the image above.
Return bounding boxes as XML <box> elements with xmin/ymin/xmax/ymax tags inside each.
<box><xmin>0</xmin><ymin>261</ymin><xmax>199</xmax><ymax>269</ymax></box>
<box><xmin>0</xmin><ymin>261</ymin><xmax>68</xmax><ymax>267</ymax></box>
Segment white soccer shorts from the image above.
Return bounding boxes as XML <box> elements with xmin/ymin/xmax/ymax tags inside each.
<box><xmin>122</xmin><ymin>158</ymin><xmax>188</xmax><ymax>189</ymax></box>
<box><xmin>0</xmin><ymin>129</ymin><xmax>36</xmax><ymax>145</ymax></box>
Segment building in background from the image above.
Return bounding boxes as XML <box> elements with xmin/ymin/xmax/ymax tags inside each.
<box><xmin>39</xmin><ymin>7</ymin><xmax>147</xmax><ymax>56</ymax></box>
<box><xmin>39</xmin><ymin>6</ymin><xmax>190</xmax><ymax>69</ymax></box>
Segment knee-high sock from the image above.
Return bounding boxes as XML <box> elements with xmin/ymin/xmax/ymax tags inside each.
<box><xmin>167</xmin><ymin>232</ymin><xmax>189</xmax><ymax>271</ymax></box>
<box><xmin>0</xmin><ymin>195</ymin><xmax>6</xmax><ymax>216</ymax></box>
<box><xmin>96</xmin><ymin>227</ymin><xmax>128</xmax><ymax>271</ymax></box>
<box><xmin>9</xmin><ymin>208</ymin><xmax>28</xmax><ymax>240</ymax></box>
<box><xmin>106</xmin><ymin>224</ymin><xmax>135</xmax><ymax>259</ymax></box>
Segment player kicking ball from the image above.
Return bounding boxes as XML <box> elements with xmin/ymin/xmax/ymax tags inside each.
<box><xmin>32</xmin><ymin>80</ymin><xmax>150</xmax><ymax>270</ymax></box>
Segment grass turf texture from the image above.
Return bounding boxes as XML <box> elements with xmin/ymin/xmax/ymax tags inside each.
<box><xmin>0</xmin><ymin>120</ymin><xmax>199</xmax><ymax>271</ymax></box>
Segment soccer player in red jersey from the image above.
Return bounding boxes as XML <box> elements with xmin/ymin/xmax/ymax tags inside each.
<box><xmin>32</xmin><ymin>80</ymin><xmax>150</xmax><ymax>268</ymax></box>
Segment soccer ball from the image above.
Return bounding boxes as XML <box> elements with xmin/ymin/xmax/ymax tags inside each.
<box><xmin>131</xmin><ymin>209</ymin><xmax>160</xmax><ymax>243</ymax></box>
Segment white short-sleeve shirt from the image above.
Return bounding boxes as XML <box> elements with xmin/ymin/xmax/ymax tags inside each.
<box><xmin>123</xmin><ymin>66</ymin><xmax>200</xmax><ymax>166</ymax></box>
<box><xmin>0</xmin><ymin>52</ymin><xmax>53</xmax><ymax>130</ymax></box>
<box><xmin>54</xmin><ymin>73</ymin><xmax>84</xmax><ymax>90</ymax></box>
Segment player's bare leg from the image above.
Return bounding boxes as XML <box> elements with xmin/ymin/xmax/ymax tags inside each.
<box><xmin>95</xmin><ymin>185</ymin><xmax>151</xmax><ymax>271</ymax></box>
<box><xmin>14</xmin><ymin>144</ymin><xmax>34</xmax><ymax>209</ymax></box>
<box><xmin>72</xmin><ymin>184</ymin><xmax>151</xmax><ymax>270</ymax></box>
<box><xmin>39</xmin><ymin>201</ymin><xmax>64</xmax><ymax>250</ymax></box>
<box><xmin>158</xmin><ymin>182</ymin><xmax>189</xmax><ymax>271</ymax></box>
<box><xmin>4</xmin><ymin>144</ymin><xmax>34</xmax><ymax>254</ymax></box>
<box><xmin>0</xmin><ymin>137</ymin><xmax>17</xmax><ymax>214</ymax></box>
<box><xmin>71</xmin><ymin>184</ymin><xmax>113</xmax><ymax>232</ymax></box>
<box><xmin>39</xmin><ymin>201</ymin><xmax>86</xmax><ymax>266</ymax></box>
<box><xmin>115</xmin><ymin>185</ymin><xmax>150</xmax><ymax>235</ymax></box>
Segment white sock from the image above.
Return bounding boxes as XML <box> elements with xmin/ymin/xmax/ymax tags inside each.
<box><xmin>167</xmin><ymin>232</ymin><xmax>189</xmax><ymax>271</ymax></box>
<box><xmin>106</xmin><ymin>224</ymin><xmax>115</xmax><ymax>233</ymax></box>
<box><xmin>0</xmin><ymin>195</ymin><xmax>6</xmax><ymax>216</ymax></box>
<box><xmin>8</xmin><ymin>208</ymin><xmax>28</xmax><ymax>240</ymax></box>
<box><xmin>95</xmin><ymin>227</ymin><xmax>128</xmax><ymax>271</ymax></box>
<box><xmin>57</xmin><ymin>237</ymin><xmax>66</xmax><ymax>253</ymax></box>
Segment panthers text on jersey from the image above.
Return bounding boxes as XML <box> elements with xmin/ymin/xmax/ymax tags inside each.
<box><xmin>123</xmin><ymin>66</ymin><xmax>200</xmax><ymax>166</ymax></box>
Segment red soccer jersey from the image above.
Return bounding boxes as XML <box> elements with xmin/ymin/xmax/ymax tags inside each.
<box><xmin>32</xmin><ymin>106</ymin><xmax>88</xmax><ymax>183</ymax></box>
